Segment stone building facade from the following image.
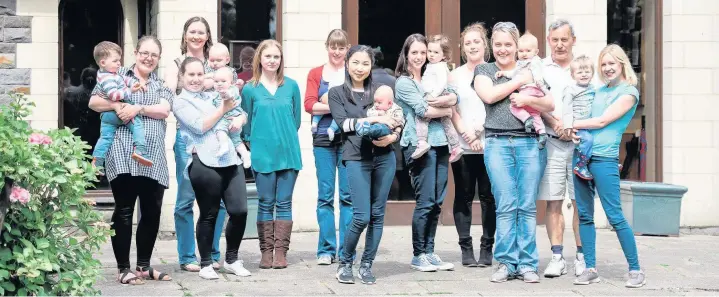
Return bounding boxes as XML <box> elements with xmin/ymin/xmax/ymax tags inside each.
<box><xmin>0</xmin><ymin>0</ymin><xmax>31</xmax><ymax>106</ymax></box>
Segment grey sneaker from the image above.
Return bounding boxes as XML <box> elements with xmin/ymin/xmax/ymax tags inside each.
<box><xmin>626</xmin><ymin>270</ymin><xmax>646</xmax><ymax>288</ymax></box>
<box><xmin>426</xmin><ymin>253</ymin><xmax>455</xmax><ymax>271</ymax></box>
<box><xmin>518</xmin><ymin>271</ymin><xmax>540</xmax><ymax>283</ymax></box>
<box><xmin>574</xmin><ymin>268</ymin><xmax>600</xmax><ymax>285</ymax></box>
<box><xmin>543</xmin><ymin>255</ymin><xmax>568</xmax><ymax>277</ymax></box>
<box><xmin>411</xmin><ymin>254</ymin><xmax>438</xmax><ymax>272</ymax></box>
<box><xmin>490</xmin><ymin>264</ymin><xmax>511</xmax><ymax>283</ymax></box>
<box><xmin>317</xmin><ymin>254</ymin><xmax>332</xmax><ymax>266</ymax></box>
<box><xmin>358</xmin><ymin>262</ymin><xmax>376</xmax><ymax>285</ymax></box>
<box><xmin>336</xmin><ymin>263</ymin><xmax>355</xmax><ymax>284</ymax></box>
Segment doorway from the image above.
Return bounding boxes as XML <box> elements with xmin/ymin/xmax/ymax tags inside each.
<box><xmin>59</xmin><ymin>0</ymin><xmax>124</xmax><ymax>190</ymax></box>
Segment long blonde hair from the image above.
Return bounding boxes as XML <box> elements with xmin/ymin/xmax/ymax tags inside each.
<box><xmin>598</xmin><ymin>44</ymin><xmax>638</xmax><ymax>86</ymax></box>
<box><xmin>250</xmin><ymin>39</ymin><xmax>285</xmax><ymax>86</ymax></box>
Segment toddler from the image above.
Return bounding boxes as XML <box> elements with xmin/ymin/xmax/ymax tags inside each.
<box><xmin>311</xmin><ymin>70</ymin><xmax>343</xmax><ymax>141</ymax></box>
<box><xmin>356</xmin><ymin>87</ymin><xmax>404</xmax><ymax>140</ymax></box>
<box><xmin>562</xmin><ymin>55</ymin><xmax>596</xmax><ymax>180</ymax></box>
<box><xmin>205</xmin><ymin>43</ymin><xmax>243</xmax><ymax>90</ymax></box>
<box><xmin>212</xmin><ymin>66</ymin><xmax>252</xmax><ymax>169</ymax></box>
<box><xmin>91</xmin><ymin>41</ymin><xmax>150</xmax><ymax>176</ymax></box>
<box><xmin>496</xmin><ymin>32</ymin><xmax>549</xmax><ymax>148</ymax></box>
<box><xmin>415</xmin><ymin>34</ymin><xmax>463</xmax><ymax>162</ymax></box>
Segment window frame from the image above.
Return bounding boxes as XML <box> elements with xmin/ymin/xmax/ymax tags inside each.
<box><xmin>217</xmin><ymin>0</ymin><xmax>283</xmax><ymax>44</ymax></box>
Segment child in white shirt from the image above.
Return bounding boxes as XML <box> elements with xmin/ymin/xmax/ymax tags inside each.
<box><xmin>414</xmin><ymin>34</ymin><xmax>463</xmax><ymax>163</ymax></box>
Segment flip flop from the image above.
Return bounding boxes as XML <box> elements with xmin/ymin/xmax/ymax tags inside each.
<box><xmin>117</xmin><ymin>268</ymin><xmax>144</xmax><ymax>285</ymax></box>
<box><xmin>136</xmin><ymin>266</ymin><xmax>172</xmax><ymax>281</ymax></box>
<box><xmin>180</xmin><ymin>262</ymin><xmax>201</xmax><ymax>272</ymax></box>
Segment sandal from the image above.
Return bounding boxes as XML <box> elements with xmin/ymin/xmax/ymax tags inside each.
<box><xmin>180</xmin><ymin>262</ymin><xmax>201</xmax><ymax>272</ymax></box>
<box><xmin>117</xmin><ymin>268</ymin><xmax>145</xmax><ymax>285</ymax></box>
<box><xmin>136</xmin><ymin>266</ymin><xmax>172</xmax><ymax>281</ymax></box>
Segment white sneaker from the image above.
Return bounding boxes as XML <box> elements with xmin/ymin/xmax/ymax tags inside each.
<box><xmin>543</xmin><ymin>254</ymin><xmax>568</xmax><ymax>278</ymax></box>
<box><xmin>199</xmin><ymin>266</ymin><xmax>219</xmax><ymax>280</ymax></box>
<box><xmin>574</xmin><ymin>253</ymin><xmax>586</xmax><ymax>276</ymax></box>
<box><xmin>426</xmin><ymin>253</ymin><xmax>455</xmax><ymax>271</ymax></box>
<box><xmin>224</xmin><ymin>260</ymin><xmax>251</xmax><ymax>277</ymax></box>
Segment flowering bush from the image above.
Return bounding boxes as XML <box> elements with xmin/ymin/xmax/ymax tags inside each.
<box><xmin>0</xmin><ymin>93</ymin><xmax>113</xmax><ymax>296</ymax></box>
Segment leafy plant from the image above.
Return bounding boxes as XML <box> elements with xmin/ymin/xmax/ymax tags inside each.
<box><xmin>0</xmin><ymin>93</ymin><xmax>113</xmax><ymax>296</ymax></box>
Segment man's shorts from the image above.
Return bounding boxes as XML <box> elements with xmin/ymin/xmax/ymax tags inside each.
<box><xmin>538</xmin><ymin>137</ymin><xmax>576</xmax><ymax>201</ymax></box>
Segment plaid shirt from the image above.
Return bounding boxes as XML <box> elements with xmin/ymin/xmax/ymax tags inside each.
<box><xmin>91</xmin><ymin>66</ymin><xmax>174</xmax><ymax>188</ymax></box>
<box><xmin>173</xmin><ymin>89</ymin><xmax>244</xmax><ymax>169</ymax></box>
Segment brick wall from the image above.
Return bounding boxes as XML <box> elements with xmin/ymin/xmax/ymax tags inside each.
<box><xmin>0</xmin><ymin>0</ymin><xmax>31</xmax><ymax>106</ymax></box>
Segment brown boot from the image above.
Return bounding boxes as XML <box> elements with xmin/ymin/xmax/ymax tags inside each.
<box><xmin>272</xmin><ymin>220</ymin><xmax>293</xmax><ymax>269</ymax></box>
<box><xmin>257</xmin><ymin>221</ymin><xmax>274</xmax><ymax>269</ymax></box>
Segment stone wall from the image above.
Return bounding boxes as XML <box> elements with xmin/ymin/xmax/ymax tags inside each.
<box><xmin>0</xmin><ymin>0</ymin><xmax>31</xmax><ymax>105</ymax></box>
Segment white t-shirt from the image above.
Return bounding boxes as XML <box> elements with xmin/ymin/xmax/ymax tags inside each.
<box><xmin>541</xmin><ymin>57</ymin><xmax>574</xmax><ymax>137</ymax></box>
<box><xmin>449</xmin><ymin>64</ymin><xmax>486</xmax><ymax>154</ymax></box>
<box><xmin>422</xmin><ymin>61</ymin><xmax>450</xmax><ymax>98</ymax></box>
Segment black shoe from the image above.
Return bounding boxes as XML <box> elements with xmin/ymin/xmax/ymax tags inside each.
<box><xmin>459</xmin><ymin>239</ymin><xmax>478</xmax><ymax>267</ymax></box>
<box><xmin>477</xmin><ymin>248</ymin><xmax>493</xmax><ymax>267</ymax></box>
<box><xmin>336</xmin><ymin>263</ymin><xmax>355</xmax><ymax>284</ymax></box>
<box><xmin>358</xmin><ymin>262</ymin><xmax>376</xmax><ymax>285</ymax></box>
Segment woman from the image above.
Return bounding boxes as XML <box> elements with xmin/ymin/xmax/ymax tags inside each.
<box><xmin>304</xmin><ymin>29</ymin><xmax>353</xmax><ymax>265</ymax></box>
<box><xmin>448</xmin><ymin>22</ymin><xmax>495</xmax><ymax>268</ymax></box>
<box><xmin>571</xmin><ymin>44</ymin><xmax>645</xmax><ymax>288</ymax></box>
<box><xmin>166</xmin><ymin>17</ymin><xmax>242</xmax><ymax>272</ymax></box>
<box><xmin>173</xmin><ymin>57</ymin><xmax>251</xmax><ymax>280</ymax></box>
<box><xmin>329</xmin><ymin>45</ymin><xmax>400</xmax><ymax>285</ymax></box>
<box><xmin>394</xmin><ymin>34</ymin><xmax>459</xmax><ymax>273</ymax></box>
<box><xmin>88</xmin><ymin>35</ymin><xmax>174</xmax><ymax>285</ymax></box>
<box><xmin>472</xmin><ymin>22</ymin><xmax>554</xmax><ymax>283</ymax></box>
<box><xmin>241</xmin><ymin>39</ymin><xmax>302</xmax><ymax>270</ymax></box>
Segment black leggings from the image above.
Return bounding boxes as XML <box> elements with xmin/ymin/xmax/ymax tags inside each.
<box><xmin>109</xmin><ymin>174</ymin><xmax>165</xmax><ymax>270</ymax></box>
<box><xmin>188</xmin><ymin>155</ymin><xmax>248</xmax><ymax>267</ymax></box>
<box><xmin>451</xmin><ymin>154</ymin><xmax>496</xmax><ymax>249</ymax></box>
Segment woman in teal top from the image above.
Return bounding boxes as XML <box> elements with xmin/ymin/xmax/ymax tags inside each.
<box><xmin>241</xmin><ymin>39</ymin><xmax>302</xmax><ymax>270</ymax></box>
<box><xmin>571</xmin><ymin>44</ymin><xmax>645</xmax><ymax>288</ymax></box>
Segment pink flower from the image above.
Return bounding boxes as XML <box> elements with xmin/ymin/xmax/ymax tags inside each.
<box><xmin>28</xmin><ymin>133</ymin><xmax>52</xmax><ymax>145</ymax></box>
<box><xmin>9</xmin><ymin>185</ymin><xmax>30</xmax><ymax>205</ymax></box>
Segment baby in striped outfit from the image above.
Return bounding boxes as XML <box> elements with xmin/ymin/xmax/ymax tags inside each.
<box><xmin>212</xmin><ymin>66</ymin><xmax>252</xmax><ymax>169</ymax></box>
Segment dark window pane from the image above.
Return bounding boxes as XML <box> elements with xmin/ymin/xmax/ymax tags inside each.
<box><xmin>607</xmin><ymin>0</ymin><xmax>642</xmax><ymax>75</ymax></box>
<box><xmin>460</xmin><ymin>0</ymin><xmax>526</xmax><ymax>63</ymax></box>
<box><xmin>220</xmin><ymin>0</ymin><xmax>277</xmax><ymax>45</ymax></box>
<box><xmin>359</xmin><ymin>0</ymin><xmax>425</xmax><ymax>72</ymax></box>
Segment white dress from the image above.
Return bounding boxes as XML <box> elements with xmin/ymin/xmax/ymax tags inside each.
<box><xmin>449</xmin><ymin>64</ymin><xmax>487</xmax><ymax>154</ymax></box>
<box><xmin>421</xmin><ymin>61</ymin><xmax>450</xmax><ymax>98</ymax></box>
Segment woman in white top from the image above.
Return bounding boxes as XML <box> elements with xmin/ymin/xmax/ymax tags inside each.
<box><xmin>447</xmin><ymin>23</ymin><xmax>495</xmax><ymax>268</ymax></box>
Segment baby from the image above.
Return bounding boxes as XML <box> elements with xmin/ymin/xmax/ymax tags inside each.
<box><xmin>205</xmin><ymin>43</ymin><xmax>243</xmax><ymax>90</ymax></box>
<box><xmin>311</xmin><ymin>71</ymin><xmax>343</xmax><ymax>141</ymax></box>
<box><xmin>212</xmin><ymin>66</ymin><xmax>252</xmax><ymax>168</ymax></box>
<box><xmin>562</xmin><ymin>55</ymin><xmax>596</xmax><ymax>180</ymax></box>
<box><xmin>496</xmin><ymin>32</ymin><xmax>549</xmax><ymax>148</ymax></box>
<box><xmin>415</xmin><ymin>34</ymin><xmax>463</xmax><ymax>163</ymax></box>
<box><xmin>90</xmin><ymin>41</ymin><xmax>150</xmax><ymax>176</ymax></box>
<box><xmin>355</xmin><ymin>87</ymin><xmax>405</xmax><ymax>140</ymax></box>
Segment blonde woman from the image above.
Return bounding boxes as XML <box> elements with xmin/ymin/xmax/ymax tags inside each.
<box><xmin>570</xmin><ymin>44</ymin><xmax>645</xmax><ymax>288</ymax></box>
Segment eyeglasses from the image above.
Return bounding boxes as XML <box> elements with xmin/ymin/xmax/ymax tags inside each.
<box><xmin>137</xmin><ymin>51</ymin><xmax>160</xmax><ymax>60</ymax></box>
<box><xmin>493</xmin><ymin>22</ymin><xmax>518</xmax><ymax>30</ymax></box>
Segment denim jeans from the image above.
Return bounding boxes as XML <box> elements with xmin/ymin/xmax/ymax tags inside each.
<box><xmin>312</xmin><ymin>115</ymin><xmax>339</xmax><ymax>132</ymax></box>
<box><xmin>403</xmin><ymin>145</ymin><xmax>450</xmax><ymax>257</ymax></box>
<box><xmin>576</xmin><ymin>129</ymin><xmax>593</xmax><ymax>159</ymax></box>
<box><xmin>173</xmin><ymin>133</ymin><xmax>226</xmax><ymax>264</ymax></box>
<box><xmin>254</xmin><ymin>169</ymin><xmax>298</xmax><ymax>222</ymax></box>
<box><xmin>93</xmin><ymin>111</ymin><xmax>146</xmax><ymax>158</ymax></box>
<box><xmin>574</xmin><ymin>155</ymin><xmax>640</xmax><ymax>271</ymax></box>
<box><xmin>313</xmin><ymin>146</ymin><xmax>352</xmax><ymax>259</ymax></box>
<box><xmin>483</xmin><ymin>135</ymin><xmax>546</xmax><ymax>274</ymax></box>
<box><xmin>356</xmin><ymin>122</ymin><xmax>392</xmax><ymax>140</ymax></box>
<box><xmin>340</xmin><ymin>151</ymin><xmax>396</xmax><ymax>264</ymax></box>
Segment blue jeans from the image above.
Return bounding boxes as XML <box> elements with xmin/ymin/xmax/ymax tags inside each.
<box><xmin>404</xmin><ymin>145</ymin><xmax>449</xmax><ymax>256</ymax></box>
<box><xmin>173</xmin><ymin>133</ymin><xmax>226</xmax><ymax>264</ymax></box>
<box><xmin>313</xmin><ymin>146</ymin><xmax>352</xmax><ymax>259</ymax></box>
<box><xmin>92</xmin><ymin>111</ymin><xmax>146</xmax><ymax>159</ymax></box>
<box><xmin>254</xmin><ymin>169</ymin><xmax>298</xmax><ymax>222</ymax></box>
<box><xmin>312</xmin><ymin>115</ymin><xmax>339</xmax><ymax>132</ymax></box>
<box><xmin>576</xmin><ymin>129</ymin><xmax>593</xmax><ymax>160</ymax></box>
<box><xmin>574</xmin><ymin>155</ymin><xmax>640</xmax><ymax>271</ymax></box>
<box><xmin>341</xmin><ymin>151</ymin><xmax>396</xmax><ymax>264</ymax></box>
<box><xmin>483</xmin><ymin>135</ymin><xmax>546</xmax><ymax>274</ymax></box>
<box><xmin>356</xmin><ymin>122</ymin><xmax>392</xmax><ymax>141</ymax></box>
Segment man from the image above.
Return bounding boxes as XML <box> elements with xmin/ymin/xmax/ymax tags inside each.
<box><xmin>539</xmin><ymin>19</ymin><xmax>588</xmax><ymax>278</ymax></box>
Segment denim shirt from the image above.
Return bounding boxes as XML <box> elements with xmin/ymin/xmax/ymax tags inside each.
<box><xmin>173</xmin><ymin>89</ymin><xmax>244</xmax><ymax>170</ymax></box>
<box><xmin>394</xmin><ymin>76</ymin><xmax>459</xmax><ymax>147</ymax></box>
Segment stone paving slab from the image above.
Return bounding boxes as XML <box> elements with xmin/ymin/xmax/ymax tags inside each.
<box><xmin>94</xmin><ymin>226</ymin><xmax>719</xmax><ymax>296</ymax></box>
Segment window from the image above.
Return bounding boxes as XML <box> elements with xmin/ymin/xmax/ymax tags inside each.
<box><xmin>219</xmin><ymin>0</ymin><xmax>280</xmax><ymax>71</ymax></box>
<box><xmin>460</xmin><ymin>0</ymin><xmax>526</xmax><ymax>63</ymax></box>
<box><xmin>608</xmin><ymin>0</ymin><xmax>643</xmax><ymax>85</ymax></box>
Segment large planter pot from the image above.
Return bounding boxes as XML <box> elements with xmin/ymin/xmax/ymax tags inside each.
<box><xmin>620</xmin><ymin>181</ymin><xmax>688</xmax><ymax>236</ymax></box>
<box><xmin>243</xmin><ymin>183</ymin><xmax>259</xmax><ymax>239</ymax></box>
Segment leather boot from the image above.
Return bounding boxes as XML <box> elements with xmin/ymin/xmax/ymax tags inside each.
<box><xmin>477</xmin><ymin>246</ymin><xmax>493</xmax><ymax>267</ymax></box>
<box><xmin>257</xmin><ymin>221</ymin><xmax>275</xmax><ymax>269</ymax></box>
<box><xmin>459</xmin><ymin>237</ymin><xmax>478</xmax><ymax>267</ymax></box>
<box><xmin>272</xmin><ymin>220</ymin><xmax>293</xmax><ymax>269</ymax></box>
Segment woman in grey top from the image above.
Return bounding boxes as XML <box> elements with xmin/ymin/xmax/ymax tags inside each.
<box><xmin>472</xmin><ymin>22</ymin><xmax>554</xmax><ymax>283</ymax></box>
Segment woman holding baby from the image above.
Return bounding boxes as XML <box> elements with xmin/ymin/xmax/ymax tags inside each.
<box><xmin>472</xmin><ymin>22</ymin><xmax>554</xmax><ymax>283</ymax></box>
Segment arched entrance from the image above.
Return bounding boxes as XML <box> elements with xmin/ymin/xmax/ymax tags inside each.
<box><xmin>59</xmin><ymin>0</ymin><xmax>124</xmax><ymax>189</ymax></box>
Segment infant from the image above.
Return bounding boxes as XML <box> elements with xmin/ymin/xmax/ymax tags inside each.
<box><xmin>212</xmin><ymin>65</ymin><xmax>252</xmax><ymax>169</ymax></box>
<box><xmin>355</xmin><ymin>87</ymin><xmax>405</xmax><ymax>140</ymax></box>
<box><xmin>311</xmin><ymin>70</ymin><xmax>343</xmax><ymax>141</ymax></box>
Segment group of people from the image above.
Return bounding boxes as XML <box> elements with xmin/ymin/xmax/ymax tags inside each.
<box><xmin>86</xmin><ymin>15</ymin><xmax>645</xmax><ymax>289</ymax></box>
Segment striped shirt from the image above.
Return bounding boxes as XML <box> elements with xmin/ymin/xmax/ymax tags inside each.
<box><xmin>91</xmin><ymin>66</ymin><xmax>174</xmax><ymax>187</ymax></box>
<box><xmin>173</xmin><ymin>89</ymin><xmax>244</xmax><ymax>169</ymax></box>
<box><xmin>562</xmin><ymin>83</ymin><xmax>595</xmax><ymax>129</ymax></box>
<box><xmin>97</xmin><ymin>70</ymin><xmax>135</xmax><ymax>102</ymax></box>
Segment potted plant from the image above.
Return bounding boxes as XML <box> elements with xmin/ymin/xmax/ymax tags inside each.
<box><xmin>0</xmin><ymin>93</ymin><xmax>113</xmax><ymax>296</ymax></box>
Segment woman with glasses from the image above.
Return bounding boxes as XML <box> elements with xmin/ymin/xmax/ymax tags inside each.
<box><xmin>472</xmin><ymin>22</ymin><xmax>554</xmax><ymax>283</ymax></box>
